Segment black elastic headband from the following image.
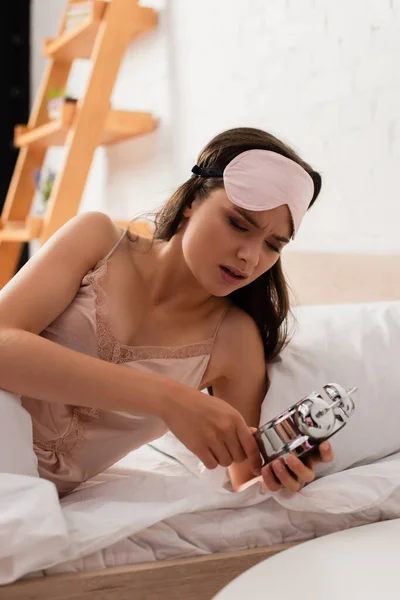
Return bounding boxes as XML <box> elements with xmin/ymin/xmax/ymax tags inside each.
<box><xmin>191</xmin><ymin>165</ymin><xmax>224</xmax><ymax>178</ymax></box>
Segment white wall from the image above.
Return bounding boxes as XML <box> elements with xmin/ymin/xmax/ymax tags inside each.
<box><xmin>31</xmin><ymin>0</ymin><xmax>64</xmax><ymax>99</ymax></box>
<box><xmin>31</xmin><ymin>0</ymin><xmax>400</xmax><ymax>253</ymax></box>
<box><xmin>31</xmin><ymin>0</ymin><xmax>108</xmax><ymax>215</ymax></box>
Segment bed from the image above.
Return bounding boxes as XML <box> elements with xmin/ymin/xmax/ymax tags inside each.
<box><xmin>1</xmin><ymin>250</ymin><xmax>400</xmax><ymax>600</ymax></box>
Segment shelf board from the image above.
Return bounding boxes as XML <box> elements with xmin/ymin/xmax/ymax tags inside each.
<box><xmin>0</xmin><ymin>218</ymin><xmax>152</xmax><ymax>243</ymax></box>
<box><xmin>114</xmin><ymin>220</ymin><xmax>153</xmax><ymax>237</ymax></box>
<box><xmin>44</xmin><ymin>2</ymin><xmax>157</xmax><ymax>61</ymax></box>
<box><xmin>102</xmin><ymin>110</ymin><xmax>157</xmax><ymax>145</ymax></box>
<box><xmin>14</xmin><ymin>121</ymin><xmax>69</xmax><ymax>148</ymax></box>
<box><xmin>44</xmin><ymin>1</ymin><xmax>107</xmax><ymax>61</ymax></box>
<box><xmin>14</xmin><ymin>103</ymin><xmax>157</xmax><ymax>148</ymax></box>
<box><xmin>0</xmin><ymin>218</ymin><xmax>43</xmax><ymax>242</ymax></box>
<box><xmin>130</xmin><ymin>6</ymin><xmax>158</xmax><ymax>37</ymax></box>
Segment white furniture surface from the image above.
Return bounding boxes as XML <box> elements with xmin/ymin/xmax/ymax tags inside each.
<box><xmin>213</xmin><ymin>518</ymin><xmax>400</xmax><ymax>599</ymax></box>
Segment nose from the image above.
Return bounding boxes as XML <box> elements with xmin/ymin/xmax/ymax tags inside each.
<box><xmin>236</xmin><ymin>240</ymin><xmax>261</xmax><ymax>269</ymax></box>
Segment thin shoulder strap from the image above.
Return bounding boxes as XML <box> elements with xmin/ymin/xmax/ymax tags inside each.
<box><xmin>212</xmin><ymin>305</ymin><xmax>231</xmax><ymax>341</ymax></box>
<box><xmin>102</xmin><ymin>228</ymin><xmax>128</xmax><ymax>262</ymax></box>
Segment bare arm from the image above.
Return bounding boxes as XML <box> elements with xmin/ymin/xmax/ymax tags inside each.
<box><xmin>0</xmin><ymin>212</ymin><xmax>264</xmax><ymax>472</ymax></box>
<box><xmin>210</xmin><ymin>309</ymin><xmax>267</xmax><ymax>491</ymax></box>
<box><xmin>211</xmin><ymin>309</ymin><xmax>335</xmax><ymax>493</ymax></box>
<box><xmin>0</xmin><ymin>212</ymin><xmax>169</xmax><ymax>415</ymax></box>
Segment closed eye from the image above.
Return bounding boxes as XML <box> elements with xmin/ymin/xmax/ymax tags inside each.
<box><xmin>228</xmin><ymin>217</ymin><xmax>247</xmax><ymax>232</ymax></box>
<box><xmin>228</xmin><ymin>216</ymin><xmax>281</xmax><ymax>253</ymax></box>
<box><xmin>266</xmin><ymin>241</ymin><xmax>281</xmax><ymax>253</ymax></box>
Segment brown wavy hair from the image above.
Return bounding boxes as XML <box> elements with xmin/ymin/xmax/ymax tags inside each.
<box><xmin>152</xmin><ymin>127</ymin><xmax>322</xmax><ymax>362</ymax></box>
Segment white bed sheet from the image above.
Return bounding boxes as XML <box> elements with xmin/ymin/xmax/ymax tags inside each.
<box><xmin>23</xmin><ymin>445</ymin><xmax>400</xmax><ymax>578</ymax></box>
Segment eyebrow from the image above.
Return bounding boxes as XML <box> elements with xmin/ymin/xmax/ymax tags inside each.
<box><xmin>232</xmin><ymin>206</ymin><xmax>290</xmax><ymax>244</ymax></box>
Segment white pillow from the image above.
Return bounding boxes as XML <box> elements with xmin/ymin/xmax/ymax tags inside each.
<box><xmin>261</xmin><ymin>300</ymin><xmax>400</xmax><ymax>477</ymax></box>
<box><xmin>151</xmin><ymin>301</ymin><xmax>400</xmax><ymax>482</ymax></box>
<box><xmin>0</xmin><ymin>390</ymin><xmax>39</xmax><ymax>477</ymax></box>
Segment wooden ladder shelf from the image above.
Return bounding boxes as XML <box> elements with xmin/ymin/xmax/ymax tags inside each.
<box><xmin>0</xmin><ymin>0</ymin><xmax>158</xmax><ymax>288</ymax></box>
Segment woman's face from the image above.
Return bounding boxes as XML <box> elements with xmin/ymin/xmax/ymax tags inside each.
<box><xmin>181</xmin><ymin>188</ymin><xmax>293</xmax><ymax>297</ymax></box>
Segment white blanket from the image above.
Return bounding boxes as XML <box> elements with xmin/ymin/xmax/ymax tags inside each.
<box><xmin>2</xmin><ymin>446</ymin><xmax>400</xmax><ymax>584</ymax></box>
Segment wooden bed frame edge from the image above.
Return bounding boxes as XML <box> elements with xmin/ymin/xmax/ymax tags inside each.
<box><xmin>0</xmin><ymin>541</ymin><xmax>300</xmax><ymax>600</ymax></box>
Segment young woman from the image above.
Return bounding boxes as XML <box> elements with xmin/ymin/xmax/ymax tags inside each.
<box><xmin>0</xmin><ymin>127</ymin><xmax>333</xmax><ymax>496</ymax></box>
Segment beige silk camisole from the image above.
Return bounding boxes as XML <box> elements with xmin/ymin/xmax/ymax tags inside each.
<box><xmin>21</xmin><ymin>229</ymin><xmax>229</xmax><ymax>495</ymax></box>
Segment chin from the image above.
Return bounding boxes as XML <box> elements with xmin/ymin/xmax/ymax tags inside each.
<box><xmin>202</xmin><ymin>282</ymin><xmax>226</xmax><ymax>297</ymax></box>
<box><xmin>212</xmin><ymin>289</ymin><xmax>231</xmax><ymax>298</ymax></box>
<box><xmin>212</xmin><ymin>281</ymin><xmax>243</xmax><ymax>297</ymax></box>
<box><xmin>198</xmin><ymin>277</ymin><xmax>229</xmax><ymax>298</ymax></box>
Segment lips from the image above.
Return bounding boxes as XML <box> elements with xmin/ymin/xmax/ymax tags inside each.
<box><xmin>221</xmin><ymin>265</ymin><xmax>249</xmax><ymax>278</ymax></box>
<box><xmin>220</xmin><ymin>265</ymin><xmax>249</xmax><ymax>282</ymax></box>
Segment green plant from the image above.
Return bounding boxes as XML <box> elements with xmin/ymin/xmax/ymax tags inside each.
<box><xmin>33</xmin><ymin>168</ymin><xmax>56</xmax><ymax>206</ymax></box>
<box><xmin>47</xmin><ymin>87</ymin><xmax>68</xmax><ymax>101</ymax></box>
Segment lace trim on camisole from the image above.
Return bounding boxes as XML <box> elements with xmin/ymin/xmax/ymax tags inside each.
<box><xmin>34</xmin><ymin>406</ymin><xmax>98</xmax><ymax>455</ymax></box>
<box><xmin>84</xmin><ymin>259</ymin><xmax>222</xmax><ymax>364</ymax></box>
<box><xmin>33</xmin><ymin>234</ymin><xmax>229</xmax><ymax>455</ymax></box>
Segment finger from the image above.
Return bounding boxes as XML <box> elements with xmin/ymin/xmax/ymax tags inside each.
<box><xmin>261</xmin><ymin>465</ymin><xmax>282</xmax><ymax>492</ymax></box>
<box><xmin>198</xmin><ymin>449</ymin><xmax>219</xmax><ymax>470</ymax></box>
<box><xmin>211</xmin><ymin>441</ymin><xmax>234</xmax><ymax>468</ymax></box>
<box><xmin>271</xmin><ymin>459</ymin><xmax>305</xmax><ymax>492</ymax></box>
<box><xmin>305</xmin><ymin>442</ymin><xmax>334</xmax><ymax>469</ymax></box>
<box><xmin>225</xmin><ymin>435</ymin><xmax>247</xmax><ymax>464</ymax></box>
<box><xmin>285</xmin><ymin>454</ymin><xmax>316</xmax><ymax>485</ymax></box>
<box><xmin>237</xmin><ymin>422</ymin><xmax>263</xmax><ymax>475</ymax></box>
<box><xmin>318</xmin><ymin>441</ymin><xmax>334</xmax><ymax>463</ymax></box>
<box><xmin>226</xmin><ymin>425</ymin><xmax>259</xmax><ymax>464</ymax></box>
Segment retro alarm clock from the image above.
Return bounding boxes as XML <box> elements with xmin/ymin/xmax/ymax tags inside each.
<box><xmin>253</xmin><ymin>383</ymin><xmax>357</xmax><ymax>466</ymax></box>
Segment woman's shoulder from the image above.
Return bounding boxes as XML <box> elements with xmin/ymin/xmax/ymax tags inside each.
<box><xmin>221</xmin><ymin>304</ymin><xmax>261</xmax><ymax>341</ymax></box>
<box><xmin>68</xmin><ymin>212</ymin><xmax>130</xmax><ymax>270</ymax></box>
<box><xmin>66</xmin><ymin>212</ymin><xmax>124</xmax><ymax>257</ymax></box>
<box><xmin>208</xmin><ymin>303</ymin><xmax>265</xmax><ymax>379</ymax></box>
<box><xmin>31</xmin><ymin>211</ymin><xmax>124</xmax><ymax>277</ymax></box>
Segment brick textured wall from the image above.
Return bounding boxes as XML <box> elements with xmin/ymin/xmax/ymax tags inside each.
<box><xmin>161</xmin><ymin>0</ymin><xmax>400</xmax><ymax>254</ymax></box>
<box><xmin>33</xmin><ymin>0</ymin><xmax>400</xmax><ymax>253</ymax></box>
